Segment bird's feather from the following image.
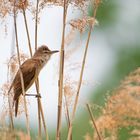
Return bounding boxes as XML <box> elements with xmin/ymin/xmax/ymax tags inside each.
<box><xmin>15</xmin><ymin>99</ymin><xmax>19</xmax><ymax>117</ymax></box>
<box><xmin>13</xmin><ymin>59</ymin><xmax>38</xmax><ymax>116</ymax></box>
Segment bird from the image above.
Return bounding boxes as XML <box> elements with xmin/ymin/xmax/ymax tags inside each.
<box><xmin>8</xmin><ymin>45</ymin><xmax>59</xmax><ymax>117</ymax></box>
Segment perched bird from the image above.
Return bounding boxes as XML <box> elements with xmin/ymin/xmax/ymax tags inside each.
<box><xmin>8</xmin><ymin>45</ymin><xmax>59</xmax><ymax>117</ymax></box>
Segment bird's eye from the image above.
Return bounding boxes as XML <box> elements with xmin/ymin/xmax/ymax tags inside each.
<box><xmin>42</xmin><ymin>47</ymin><xmax>50</xmax><ymax>53</ymax></box>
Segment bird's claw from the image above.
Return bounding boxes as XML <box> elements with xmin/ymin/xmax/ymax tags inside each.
<box><xmin>35</xmin><ymin>94</ymin><xmax>41</xmax><ymax>98</ymax></box>
<box><xmin>25</xmin><ymin>93</ymin><xmax>41</xmax><ymax>98</ymax></box>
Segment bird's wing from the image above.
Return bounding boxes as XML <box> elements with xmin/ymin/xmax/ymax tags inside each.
<box><xmin>13</xmin><ymin>59</ymin><xmax>37</xmax><ymax>100</ymax></box>
<box><xmin>15</xmin><ymin>98</ymin><xmax>19</xmax><ymax>117</ymax></box>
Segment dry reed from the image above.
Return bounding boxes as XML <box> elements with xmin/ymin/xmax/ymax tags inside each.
<box><xmin>56</xmin><ymin>0</ymin><xmax>69</xmax><ymax>139</ymax></box>
<box><xmin>86</xmin><ymin>103</ymin><xmax>102</xmax><ymax>140</ymax></box>
<box><xmin>67</xmin><ymin>1</ymin><xmax>100</xmax><ymax>139</ymax></box>
<box><xmin>21</xmin><ymin>2</ymin><xmax>42</xmax><ymax>139</ymax></box>
<box><xmin>13</xmin><ymin>1</ymin><xmax>30</xmax><ymax>136</ymax></box>
<box><xmin>20</xmin><ymin>1</ymin><xmax>49</xmax><ymax>139</ymax></box>
<box><xmin>85</xmin><ymin>67</ymin><xmax>140</xmax><ymax>140</ymax></box>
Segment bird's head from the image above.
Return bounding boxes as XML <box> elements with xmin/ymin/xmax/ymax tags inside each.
<box><xmin>34</xmin><ymin>45</ymin><xmax>59</xmax><ymax>58</ymax></box>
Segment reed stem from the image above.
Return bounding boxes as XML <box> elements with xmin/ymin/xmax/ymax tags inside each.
<box><xmin>67</xmin><ymin>1</ymin><xmax>100</xmax><ymax>139</ymax></box>
<box><xmin>86</xmin><ymin>103</ymin><xmax>102</xmax><ymax>140</ymax></box>
<box><xmin>22</xmin><ymin>4</ymin><xmax>49</xmax><ymax>139</ymax></box>
<box><xmin>67</xmin><ymin>25</ymin><xmax>93</xmax><ymax>140</ymax></box>
<box><xmin>7</xmin><ymin>90</ymin><xmax>14</xmax><ymax>130</ymax></box>
<box><xmin>22</xmin><ymin>8</ymin><xmax>33</xmax><ymax>56</ymax></box>
<box><xmin>13</xmin><ymin>2</ymin><xmax>30</xmax><ymax>136</ymax></box>
<box><xmin>56</xmin><ymin>0</ymin><xmax>68</xmax><ymax>139</ymax></box>
<box><xmin>35</xmin><ymin>0</ymin><xmax>39</xmax><ymax>51</ymax></box>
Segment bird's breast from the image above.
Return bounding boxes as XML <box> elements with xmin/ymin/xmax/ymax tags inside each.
<box><xmin>38</xmin><ymin>56</ymin><xmax>50</xmax><ymax>68</ymax></box>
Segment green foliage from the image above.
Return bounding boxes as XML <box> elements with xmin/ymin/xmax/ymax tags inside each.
<box><xmin>68</xmin><ymin>1</ymin><xmax>140</xmax><ymax>139</ymax></box>
<box><xmin>72</xmin><ymin>45</ymin><xmax>140</xmax><ymax>139</ymax></box>
<box><xmin>89</xmin><ymin>0</ymin><xmax>119</xmax><ymax>28</ymax></box>
<box><xmin>93</xmin><ymin>45</ymin><xmax>140</xmax><ymax>106</ymax></box>
<box><xmin>118</xmin><ymin>127</ymin><xmax>137</xmax><ymax>140</ymax></box>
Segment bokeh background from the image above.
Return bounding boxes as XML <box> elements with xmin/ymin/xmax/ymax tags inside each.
<box><xmin>70</xmin><ymin>0</ymin><xmax>140</xmax><ymax>139</ymax></box>
<box><xmin>0</xmin><ymin>0</ymin><xmax>140</xmax><ymax>139</ymax></box>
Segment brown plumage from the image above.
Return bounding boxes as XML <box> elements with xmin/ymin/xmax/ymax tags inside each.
<box><xmin>13</xmin><ymin>59</ymin><xmax>38</xmax><ymax>117</ymax></box>
<box><xmin>8</xmin><ymin>45</ymin><xmax>59</xmax><ymax>117</ymax></box>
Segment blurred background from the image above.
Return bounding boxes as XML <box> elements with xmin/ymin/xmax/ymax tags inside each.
<box><xmin>70</xmin><ymin>0</ymin><xmax>140</xmax><ymax>139</ymax></box>
<box><xmin>0</xmin><ymin>0</ymin><xmax>140</xmax><ymax>139</ymax></box>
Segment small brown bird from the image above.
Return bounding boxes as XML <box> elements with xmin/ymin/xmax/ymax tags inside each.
<box><xmin>8</xmin><ymin>45</ymin><xmax>59</xmax><ymax>117</ymax></box>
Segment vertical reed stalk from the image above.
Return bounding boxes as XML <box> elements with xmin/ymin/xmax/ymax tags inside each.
<box><xmin>39</xmin><ymin>100</ymin><xmax>49</xmax><ymax>140</ymax></box>
<box><xmin>7</xmin><ymin>65</ymin><xmax>14</xmax><ymax>130</ymax></box>
<box><xmin>67</xmin><ymin>1</ymin><xmax>100</xmax><ymax>139</ymax></box>
<box><xmin>8</xmin><ymin>27</ymin><xmax>16</xmax><ymax>131</ymax></box>
<box><xmin>34</xmin><ymin>0</ymin><xmax>49</xmax><ymax>137</ymax></box>
<box><xmin>7</xmin><ymin>89</ymin><xmax>14</xmax><ymax>130</ymax></box>
<box><xmin>35</xmin><ymin>80</ymin><xmax>42</xmax><ymax>139</ymax></box>
<box><xmin>34</xmin><ymin>0</ymin><xmax>42</xmax><ymax>138</ymax></box>
<box><xmin>67</xmin><ymin>25</ymin><xmax>93</xmax><ymax>140</ymax></box>
<box><xmin>35</xmin><ymin>0</ymin><xmax>39</xmax><ymax>51</ymax></box>
<box><xmin>22</xmin><ymin>8</ymin><xmax>33</xmax><ymax>56</ymax></box>
<box><xmin>64</xmin><ymin>95</ymin><xmax>70</xmax><ymax>128</ymax></box>
<box><xmin>64</xmin><ymin>95</ymin><xmax>72</xmax><ymax>140</ymax></box>
<box><xmin>13</xmin><ymin>2</ymin><xmax>30</xmax><ymax>136</ymax></box>
<box><xmin>22</xmin><ymin>3</ymin><xmax>49</xmax><ymax>139</ymax></box>
<box><xmin>56</xmin><ymin>0</ymin><xmax>68</xmax><ymax>139</ymax></box>
<box><xmin>86</xmin><ymin>103</ymin><xmax>102</xmax><ymax>140</ymax></box>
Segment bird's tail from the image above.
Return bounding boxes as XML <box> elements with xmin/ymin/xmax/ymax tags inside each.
<box><xmin>14</xmin><ymin>99</ymin><xmax>19</xmax><ymax>117</ymax></box>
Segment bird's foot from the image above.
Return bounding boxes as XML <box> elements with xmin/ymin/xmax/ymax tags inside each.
<box><xmin>35</xmin><ymin>94</ymin><xmax>41</xmax><ymax>98</ymax></box>
<box><xmin>25</xmin><ymin>93</ymin><xmax>41</xmax><ymax>98</ymax></box>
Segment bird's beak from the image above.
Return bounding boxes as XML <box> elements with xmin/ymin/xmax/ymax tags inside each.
<box><xmin>50</xmin><ymin>50</ymin><xmax>59</xmax><ymax>54</ymax></box>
